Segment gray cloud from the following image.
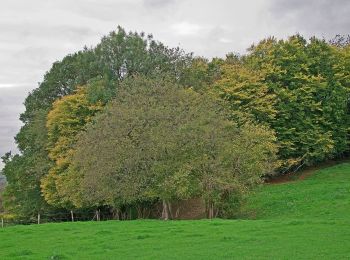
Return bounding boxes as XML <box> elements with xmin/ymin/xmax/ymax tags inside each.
<box><xmin>268</xmin><ymin>0</ymin><xmax>350</xmax><ymax>38</ymax></box>
<box><xmin>0</xmin><ymin>85</ymin><xmax>32</xmax><ymax>169</ymax></box>
<box><xmin>59</xmin><ymin>1</ymin><xmax>143</xmax><ymax>22</ymax></box>
<box><xmin>0</xmin><ymin>0</ymin><xmax>349</xmax><ymax>171</ymax></box>
<box><xmin>143</xmin><ymin>0</ymin><xmax>177</xmax><ymax>8</ymax></box>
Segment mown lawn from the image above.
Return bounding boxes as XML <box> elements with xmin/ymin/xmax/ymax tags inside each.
<box><xmin>1</xmin><ymin>163</ymin><xmax>350</xmax><ymax>259</ymax></box>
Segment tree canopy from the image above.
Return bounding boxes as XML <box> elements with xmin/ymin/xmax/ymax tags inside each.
<box><xmin>1</xmin><ymin>28</ymin><xmax>349</xmax><ymax>220</ymax></box>
<box><xmin>2</xmin><ymin>27</ymin><xmax>194</xmax><ymax>219</ymax></box>
<box><xmin>70</xmin><ymin>76</ymin><xmax>277</xmax><ymax>218</ymax></box>
<box><xmin>213</xmin><ymin>36</ymin><xmax>350</xmax><ymax>170</ymax></box>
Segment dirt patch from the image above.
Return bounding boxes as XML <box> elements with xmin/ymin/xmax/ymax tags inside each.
<box><xmin>172</xmin><ymin>198</ymin><xmax>206</xmax><ymax>220</ymax></box>
<box><xmin>266</xmin><ymin>158</ymin><xmax>350</xmax><ymax>184</ymax></box>
<box><xmin>151</xmin><ymin>198</ymin><xmax>206</xmax><ymax>220</ymax></box>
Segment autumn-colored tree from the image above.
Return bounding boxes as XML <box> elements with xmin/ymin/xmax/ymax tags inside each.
<box><xmin>212</xmin><ymin>61</ymin><xmax>276</xmax><ymax>124</ymax></box>
<box><xmin>41</xmin><ymin>85</ymin><xmax>103</xmax><ymax>207</ymax></box>
<box><xmin>215</xmin><ymin>35</ymin><xmax>350</xmax><ymax>171</ymax></box>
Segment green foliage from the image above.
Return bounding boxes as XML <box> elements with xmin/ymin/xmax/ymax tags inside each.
<box><xmin>21</xmin><ymin>49</ymin><xmax>99</xmax><ymax>124</ymax></box>
<box><xmin>71</xmin><ymin>76</ymin><xmax>277</xmax><ymax>218</ymax></box>
<box><xmin>85</xmin><ymin>77</ymin><xmax>117</xmax><ymax>105</ymax></box>
<box><xmin>180</xmin><ymin>57</ymin><xmax>224</xmax><ymax>92</ymax></box>
<box><xmin>180</xmin><ymin>57</ymin><xmax>213</xmax><ymax>90</ymax></box>
<box><xmin>3</xmin><ymin>28</ymin><xmax>350</xmax><ymax>220</ymax></box>
<box><xmin>214</xmin><ymin>35</ymin><xmax>350</xmax><ymax>170</ymax></box>
<box><xmin>212</xmin><ymin>62</ymin><xmax>277</xmax><ymax>124</ymax></box>
<box><xmin>0</xmin><ymin>185</ymin><xmax>4</xmax><ymax>214</ymax></box>
<box><xmin>1</xmin><ymin>153</ymin><xmax>50</xmax><ymax>218</ymax></box>
<box><xmin>95</xmin><ymin>26</ymin><xmax>192</xmax><ymax>82</ymax></box>
<box><xmin>2</xmin><ymin>110</ymin><xmax>53</xmax><ymax>218</ymax></box>
<box><xmin>2</xmin><ymin>26</ymin><xmax>193</xmax><ymax>217</ymax></box>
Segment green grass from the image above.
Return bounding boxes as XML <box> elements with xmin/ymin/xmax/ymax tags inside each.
<box><xmin>1</xmin><ymin>163</ymin><xmax>350</xmax><ymax>259</ymax></box>
<box><xmin>243</xmin><ymin>162</ymin><xmax>350</xmax><ymax>220</ymax></box>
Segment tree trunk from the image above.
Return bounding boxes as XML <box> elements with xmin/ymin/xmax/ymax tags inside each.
<box><xmin>175</xmin><ymin>207</ymin><xmax>180</xmax><ymax>219</ymax></box>
<box><xmin>70</xmin><ymin>210</ymin><xmax>74</xmax><ymax>222</ymax></box>
<box><xmin>168</xmin><ymin>202</ymin><xmax>173</xmax><ymax>219</ymax></box>
<box><xmin>207</xmin><ymin>201</ymin><xmax>214</xmax><ymax>219</ymax></box>
<box><xmin>95</xmin><ymin>209</ymin><xmax>100</xmax><ymax>221</ymax></box>
<box><xmin>214</xmin><ymin>208</ymin><xmax>219</xmax><ymax>218</ymax></box>
<box><xmin>115</xmin><ymin>209</ymin><xmax>120</xmax><ymax>220</ymax></box>
<box><xmin>144</xmin><ymin>207</ymin><xmax>150</xmax><ymax>219</ymax></box>
<box><xmin>137</xmin><ymin>205</ymin><xmax>148</xmax><ymax>219</ymax></box>
<box><xmin>137</xmin><ymin>206</ymin><xmax>142</xmax><ymax>219</ymax></box>
<box><xmin>161</xmin><ymin>199</ymin><xmax>169</xmax><ymax>220</ymax></box>
<box><xmin>37</xmin><ymin>213</ymin><xmax>41</xmax><ymax>224</ymax></box>
<box><xmin>111</xmin><ymin>208</ymin><xmax>120</xmax><ymax>220</ymax></box>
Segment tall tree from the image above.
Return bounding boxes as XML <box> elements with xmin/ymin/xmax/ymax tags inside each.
<box><xmin>41</xmin><ymin>85</ymin><xmax>103</xmax><ymax>207</ymax></box>
<box><xmin>1</xmin><ymin>110</ymin><xmax>53</xmax><ymax>218</ymax></box>
<box><xmin>2</xmin><ymin>26</ymin><xmax>193</xmax><ymax>216</ymax></box>
<box><xmin>212</xmin><ymin>60</ymin><xmax>277</xmax><ymax>124</ymax></box>
<box><xmin>228</xmin><ymin>35</ymin><xmax>350</xmax><ymax>170</ymax></box>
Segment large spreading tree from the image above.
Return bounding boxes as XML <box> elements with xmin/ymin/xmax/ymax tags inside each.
<box><xmin>70</xmin><ymin>76</ymin><xmax>277</xmax><ymax>219</ymax></box>
<box><xmin>1</xmin><ymin>27</ymin><xmax>193</xmax><ymax>218</ymax></box>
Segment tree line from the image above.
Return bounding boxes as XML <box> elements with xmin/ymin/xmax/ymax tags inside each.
<box><xmin>1</xmin><ymin>27</ymin><xmax>349</xmax><ymax>220</ymax></box>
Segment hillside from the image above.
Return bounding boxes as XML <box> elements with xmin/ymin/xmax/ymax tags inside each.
<box><xmin>1</xmin><ymin>163</ymin><xmax>349</xmax><ymax>259</ymax></box>
<box><xmin>242</xmin><ymin>162</ymin><xmax>350</xmax><ymax>220</ymax></box>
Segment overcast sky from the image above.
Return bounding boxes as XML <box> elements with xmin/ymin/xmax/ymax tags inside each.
<box><xmin>0</xmin><ymin>0</ymin><xmax>349</xmax><ymax>169</ymax></box>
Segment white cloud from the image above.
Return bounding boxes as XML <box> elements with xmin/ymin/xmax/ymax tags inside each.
<box><xmin>171</xmin><ymin>22</ymin><xmax>203</xmax><ymax>36</ymax></box>
<box><xmin>0</xmin><ymin>83</ymin><xmax>32</xmax><ymax>88</ymax></box>
<box><xmin>219</xmin><ymin>38</ymin><xmax>232</xmax><ymax>44</ymax></box>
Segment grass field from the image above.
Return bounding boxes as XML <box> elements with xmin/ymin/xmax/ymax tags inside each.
<box><xmin>1</xmin><ymin>163</ymin><xmax>350</xmax><ymax>259</ymax></box>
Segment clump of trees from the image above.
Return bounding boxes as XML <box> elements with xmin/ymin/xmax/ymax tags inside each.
<box><xmin>1</xmin><ymin>27</ymin><xmax>192</xmax><ymax>219</ymax></box>
<box><xmin>211</xmin><ymin>36</ymin><xmax>350</xmax><ymax>171</ymax></box>
<box><xmin>67</xmin><ymin>76</ymin><xmax>276</xmax><ymax>219</ymax></box>
<box><xmin>1</xmin><ymin>27</ymin><xmax>349</xmax><ymax>221</ymax></box>
<box><xmin>256</xmin><ymin>36</ymin><xmax>349</xmax><ymax>169</ymax></box>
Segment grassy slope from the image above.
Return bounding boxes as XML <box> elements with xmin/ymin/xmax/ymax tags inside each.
<box><xmin>1</xmin><ymin>163</ymin><xmax>350</xmax><ymax>259</ymax></box>
<box><xmin>243</xmin><ymin>162</ymin><xmax>350</xmax><ymax>220</ymax></box>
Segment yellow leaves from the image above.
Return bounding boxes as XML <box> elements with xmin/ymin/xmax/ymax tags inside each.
<box><xmin>280</xmin><ymin>158</ymin><xmax>303</xmax><ymax>171</ymax></box>
<box><xmin>47</xmin><ymin>86</ymin><xmax>103</xmax><ymax>159</ymax></box>
<box><xmin>40</xmin><ymin>171</ymin><xmax>60</xmax><ymax>206</ymax></box>
<box><xmin>43</xmin><ymin>85</ymin><xmax>104</xmax><ymax>206</ymax></box>
<box><xmin>212</xmin><ymin>62</ymin><xmax>277</xmax><ymax>123</ymax></box>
